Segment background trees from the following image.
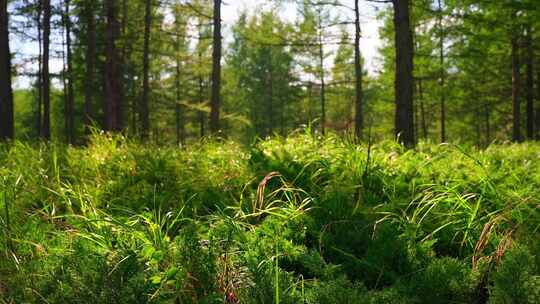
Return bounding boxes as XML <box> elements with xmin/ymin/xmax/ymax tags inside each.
<box><xmin>0</xmin><ymin>0</ymin><xmax>539</xmax><ymax>147</ymax></box>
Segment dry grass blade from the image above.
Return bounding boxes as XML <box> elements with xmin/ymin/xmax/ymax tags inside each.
<box><xmin>255</xmin><ymin>172</ymin><xmax>282</xmax><ymax>212</ymax></box>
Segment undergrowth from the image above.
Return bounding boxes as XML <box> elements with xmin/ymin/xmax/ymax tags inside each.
<box><xmin>0</xmin><ymin>132</ymin><xmax>539</xmax><ymax>303</ymax></box>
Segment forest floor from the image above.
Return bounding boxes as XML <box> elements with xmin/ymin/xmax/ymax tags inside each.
<box><xmin>0</xmin><ymin>132</ymin><xmax>539</xmax><ymax>303</ymax></box>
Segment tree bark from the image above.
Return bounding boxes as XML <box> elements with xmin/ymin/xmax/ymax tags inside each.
<box><xmin>84</xmin><ymin>0</ymin><xmax>95</xmax><ymax>133</ymax></box>
<box><xmin>36</xmin><ymin>0</ymin><xmax>42</xmax><ymax>137</ymax></box>
<box><xmin>0</xmin><ymin>0</ymin><xmax>14</xmax><ymax>140</ymax></box>
<box><xmin>537</xmin><ymin>58</ymin><xmax>540</xmax><ymax>140</ymax></box>
<box><xmin>175</xmin><ymin>11</ymin><xmax>184</xmax><ymax>146</ymax></box>
<box><xmin>393</xmin><ymin>0</ymin><xmax>415</xmax><ymax>147</ymax></box>
<box><xmin>525</xmin><ymin>25</ymin><xmax>534</xmax><ymax>139</ymax></box>
<box><xmin>418</xmin><ymin>79</ymin><xmax>427</xmax><ymax>140</ymax></box>
<box><xmin>64</xmin><ymin>0</ymin><xmax>74</xmax><ymax>143</ymax></box>
<box><xmin>317</xmin><ymin>12</ymin><xmax>326</xmax><ymax>136</ymax></box>
<box><xmin>354</xmin><ymin>0</ymin><xmax>363</xmax><ymax>140</ymax></box>
<box><xmin>209</xmin><ymin>0</ymin><xmax>221</xmax><ymax>134</ymax></box>
<box><xmin>105</xmin><ymin>0</ymin><xmax>124</xmax><ymax>132</ymax></box>
<box><xmin>511</xmin><ymin>36</ymin><xmax>521</xmax><ymax>142</ymax></box>
<box><xmin>438</xmin><ymin>0</ymin><xmax>446</xmax><ymax>143</ymax></box>
<box><xmin>41</xmin><ymin>0</ymin><xmax>51</xmax><ymax>140</ymax></box>
<box><xmin>485</xmin><ymin>104</ymin><xmax>491</xmax><ymax>145</ymax></box>
<box><xmin>141</xmin><ymin>0</ymin><xmax>151</xmax><ymax>140</ymax></box>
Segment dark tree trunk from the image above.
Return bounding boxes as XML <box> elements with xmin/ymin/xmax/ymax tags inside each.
<box><xmin>36</xmin><ymin>0</ymin><xmax>42</xmax><ymax>137</ymax></box>
<box><xmin>318</xmin><ymin>13</ymin><xmax>326</xmax><ymax>136</ymax></box>
<box><xmin>268</xmin><ymin>57</ymin><xmax>274</xmax><ymax>136</ymax></box>
<box><xmin>175</xmin><ymin>61</ymin><xmax>184</xmax><ymax>146</ymax></box>
<box><xmin>209</xmin><ymin>0</ymin><xmax>221</xmax><ymax>134</ymax></box>
<box><xmin>418</xmin><ymin>79</ymin><xmax>427</xmax><ymax>140</ymax></box>
<box><xmin>84</xmin><ymin>0</ymin><xmax>95</xmax><ymax>133</ymax></box>
<box><xmin>141</xmin><ymin>0</ymin><xmax>151</xmax><ymax>140</ymax></box>
<box><xmin>438</xmin><ymin>0</ymin><xmax>446</xmax><ymax>143</ymax></box>
<box><xmin>511</xmin><ymin>37</ymin><xmax>521</xmax><ymax>142</ymax></box>
<box><xmin>485</xmin><ymin>104</ymin><xmax>491</xmax><ymax>145</ymax></box>
<box><xmin>198</xmin><ymin>42</ymin><xmax>205</xmax><ymax>138</ymax></box>
<box><xmin>64</xmin><ymin>0</ymin><xmax>74</xmax><ymax>143</ymax></box>
<box><xmin>105</xmin><ymin>0</ymin><xmax>124</xmax><ymax>131</ymax></box>
<box><xmin>525</xmin><ymin>25</ymin><xmax>534</xmax><ymax>139</ymax></box>
<box><xmin>41</xmin><ymin>0</ymin><xmax>51</xmax><ymax>140</ymax></box>
<box><xmin>537</xmin><ymin>58</ymin><xmax>540</xmax><ymax>140</ymax></box>
<box><xmin>0</xmin><ymin>0</ymin><xmax>14</xmax><ymax>140</ymax></box>
<box><xmin>393</xmin><ymin>0</ymin><xmax>415</xmax><ymax>147</ymax></box>
<box><xmin>354</xmin><ymin>0</ymin><xmax>363</xmax><ymax>140</ymax></box>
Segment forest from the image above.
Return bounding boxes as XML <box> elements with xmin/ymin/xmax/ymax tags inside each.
<box><xmin>0</xmin><ymin>0</ymin><xmax>539</xmax><ymax>303</ymax></box>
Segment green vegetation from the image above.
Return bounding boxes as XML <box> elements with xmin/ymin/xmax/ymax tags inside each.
<box><xmin>1</xmin><ymin>132</ymin><xmax>539</xmax><ymax>303</ymax></box>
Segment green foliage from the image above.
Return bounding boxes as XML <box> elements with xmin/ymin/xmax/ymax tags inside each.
<box><xmin>0</xmin><ymin>132</ymin><xmax>538</xmax><ymax>302</ymax></box>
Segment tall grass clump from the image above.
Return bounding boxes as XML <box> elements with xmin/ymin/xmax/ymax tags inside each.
<box><xmin>0</xmin><ymin>131</ymin><xmax>538</xmax><ymax>303</ymax></box>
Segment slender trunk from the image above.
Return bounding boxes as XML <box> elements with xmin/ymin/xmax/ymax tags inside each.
<box><xmin>525</xmin><ymin>25</ymin><xmax>534</xmax><ymax>139</ymax></box>
<box><xmin>175</xmin><ymin>31</ymin><xmax>184</xmax><ymax>145</ymax></box>
<box><xmin>354</xmin><ymin>0</ymin><xmax>363</xmax><ymax>140</ymax></box>
<box><xmin>537</xmin><ymin>58</ymin><xmax>540</xmax><ymax>140</ymax></box>
<box><xmin>105</xmin><ymin>0</ymin><xmax>123</xmax><ymax>131</ymax></box>
<box><xmin>36</xmin><ymin>0</ymin><xmax>42</xmax><ymax>137</ymax></box>
<box><xmin>41</xmin><ymin>0</ymin><xmax>51</xmax><ymax>140</ymax></box>
<box><xmin>318</xmin><ymin>14</ymin><xmax>326</xmax><ymax>135</ymax></box>
<box><xmin>418</xmin><ymin>79</ymin><xmax>427</xmax><ymax>140</ymax></box>
<box><xmin>197</xmin><ymin>40</ymin><xmax>205</xmax><ymax>138</ymax></box>
<box><xmin>438</xmin><ymin>0</ymin><xmax>446</xmax><ymax>143</ymax></box>
<box><xmin>84</xmin><ymin>0</ymin><xmax>95</xmax><ymax>132</ymax></box>
<box><xmin>485</xmin><ymin>104</ymin><xmax>491</xmax><ymax>145</ymax></box>
<box><xmin>511</xmin><ymin>36</ymin><xmax>521</xmax><ymax>142</ymax></box>
<box><xmin>141</xmin><ymin>0</ymin><xmax>151</xmax><ymax>140</ymax></box>
<box><xmin>209</xmin><ymin>0</ymin><xmax>221</xmax><ymax>134</ymax></box>
<box><xmin>393</xmin><ymin>0</ymin><xmax>415</xmax><ymax>147</ymax></box>
<box><xmin>64</xmin><ymin>0</ymin><xmax>74</xmax><ymax>143</ymax></box>
<box><xmin>268</xmin><ymin>58</ymin><xmax>274</xmax><ymax>136</ymax></box>
<box><xmin>0</xmin><ymin>0</ymin><xmax>14</xmax><ymax>140</ymax></box>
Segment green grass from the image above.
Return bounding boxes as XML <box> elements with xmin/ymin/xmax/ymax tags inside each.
<box><xmin>0</xmin><ymin>131</ymin><xmax>539</xmax><ymax>303</ymax></box>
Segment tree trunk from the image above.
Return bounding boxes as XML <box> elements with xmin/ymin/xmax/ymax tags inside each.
<box><xmin>84</xmin><ymin>0</ymin><xmax>95</xmax><ymax>133</ymax></box>
<box><xmin>64</xmin><ymin>0</ymin><xmax>74</xmax><ymax>143</ymax></box>
<box><xmin>268</xmin><ymin>57</ymin><xmax>274</xmax><ymax>136</ymax></box>
<box><xmin>41</xmin><ymin>0</ymin><xmax>51</xmax><ymax>140</ymax></box>
<box><xmin>209</xmin><ymin>0</ymin><xmax>221</xmax><ymax>134</ymax></box>
<box><xmin>485</xmin><ymin>104</ymin><xmax>491</xmax><ymax>145</ymax></box>
<box><xmin>354</xmin><ymin>0</ymin><xmax>363</xmax><ymax>140</ymax></box>
<box><xmin>511</xmin><ymin>36</ymin><xmax>521</xmax><ymax>142</ymax></box>
<box><xmin>438</xmin><ymin>0</ymin><xmax>446</xmax><ymax>143</ymax></box>
<box><xmin>141</xmin><ymin>0</ymin><xmax>151</xmax><ymax>140</ymax></box>
<box><xmin>537</xmin><ymin>58</ymin><xmax>540</xmax><ymax>140</ymax></box>
<box><xmin>0</xmin><ymin>0</ymin><xmax>14</xmax><ymax>140</ymax></box>
<box><xmin>36</xmin><ymin>0</ymin><xmax>42</xmax><ymax>137</ymax></box>
<box><xmin>525</xmin><ymin>25</ymin><xmax>534</xmax><ymax>139</ymax></box>
<box><xmin>393</xmin><ymin>0</ymin><xmax>415</xmax><ymax>147</ymax></box>
<box><xmin>318</xmin><ymin>13</ymin><xmax>326</xmax><ymax>136</ymax></box>
<box><xmin>105</xmin><ymin>0</ymin><xmax>124</xmax><ymax>131</ymax></box>
<box><xmin>418</xmin><ymin>79</ymin><xmax>427</xmax><ymax>140</ymax></box>
<box><xmin>175</xmin><ymin>63</ymin><xmax>184</xmax><ymax>145</ymax></box>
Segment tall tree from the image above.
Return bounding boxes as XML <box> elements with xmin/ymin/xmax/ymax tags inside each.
<box><xmin>41</xmin><ymin>0</ymin><xmax>51</xmax><ymax>139</ymax></box>
<box><xmin>141</xmin><ymin>0</ymin><xmax>152</xmax><ymax>139</ymax></box>
<box><xmin>511</xmin><ymin>34</ymin><xmax>520</xmax><ymax>142</ymax></box>
<box><xmin>0</xmin><ymin>0</ymin><xmax>13</xmax><ymax>140</ymax></box>
<box><xmin>104</xmin><ymin>0</ymin><xmax>124</xmax><ymax>131</ymax></box>
<box><xmin>35</xmin><ymin>0</ymin><xmax>42</xmax><ymax>137</ymax></box>
<box><xmin>64</xmin><ymin>0</ymin><xmax>74</xmax><ymax>143</ymax></box>
<box><xmin>84</xmin><ymin>0</ymin><xmax>96</xmax><ymax>132</ymax></box>
<box><xmin>209</xmin><ymin>0</ymin><xmax>221</xmax><ymax>134</ymax></box>
<box><xmin>525</xmin><ymin>25</ymin><xmax>534</xmax><ymax>139</ymax></box>
<box><xmin>393</xmin><ymin>0</ymin><xmax>415</xmax><ymax>147</ymax></box>
<box><xmin>354</xmin><ymin>0</ymin><xmax>363</xmax><ymax>139</ymax></box>
<box><xmin>437</xmin><ymin>0</ymin><xmax>446</xmax><ymax>142</ymax></box>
